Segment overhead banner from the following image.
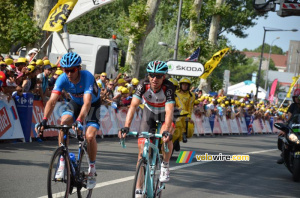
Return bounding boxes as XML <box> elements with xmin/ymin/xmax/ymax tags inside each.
<box><xmin>167</xmin><ymin>60</ymin><xmax>204</xmax><ymax>77</ymax></box>
<box><xmin>66</xmin><ymin>0</ymin><xmax>116</xmax><ymax>23</ymax></box>
<box><xmin>200</xmin><ymin>48</ymin><xmax>229</xmax><ymax>79</ymax></box>
<box><xmin>43</xmin><ymin>0</ymin><xmax>78</xmax><ymax>32</ymax></box>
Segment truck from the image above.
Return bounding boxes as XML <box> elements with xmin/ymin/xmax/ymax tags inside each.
<box><xmin>49</xmin><ymin>32</ymin><xmax>122</xmax><ymax>79</ymax></box>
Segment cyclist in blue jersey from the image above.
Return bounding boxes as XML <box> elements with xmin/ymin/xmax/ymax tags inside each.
<box><xmin>118</xmin><ymin>61</ymin><xmax>175</xmax><ymax>197</ymax></box>
<box><xmin>36</xmin><ymin>52</ymin><xmax>100</xmax><ymax>189</ymax></box>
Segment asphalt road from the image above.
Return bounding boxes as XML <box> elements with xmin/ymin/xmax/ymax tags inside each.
<box><xmin>0</xmin><ymin>134</ymin><xmax>299</xmax><ymax>198</ymax></box>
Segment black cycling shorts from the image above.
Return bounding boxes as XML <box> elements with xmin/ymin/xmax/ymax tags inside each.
<box><xmin>62</xmin><ymin>99</ymin><xmax>101</xmax><ymax>130</ymax></box>
<box><xmin>139</xmin><ymin>107</ymin><xmax>167</xmax><ymax>134</ymax></box>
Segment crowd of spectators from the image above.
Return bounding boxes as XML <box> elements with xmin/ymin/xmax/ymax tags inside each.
<box><xmin>0</xmin><ymin>49</ymin><xmax>290</xmax><ymax>126</ymax></box>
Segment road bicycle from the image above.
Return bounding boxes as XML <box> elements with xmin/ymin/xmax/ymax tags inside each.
<box><xmin>121</xmin><ymin>121</ymin><xmax>169</xmax><ymax>198</ymax></box>
<box><xmin>41</xmin><ymin>125</ymin><xmax>93</xmax><ymax>198</ymax></box>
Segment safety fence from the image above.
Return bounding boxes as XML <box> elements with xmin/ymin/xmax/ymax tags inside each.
<box><xmin>0</xmin><ymin>93</ymin><xmax>281</xmax><ymax>142</ymax></box>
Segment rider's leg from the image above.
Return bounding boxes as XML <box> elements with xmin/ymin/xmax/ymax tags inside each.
<box><xmin>85</xmin><ymin>122</ymin><xmax>99</xmax><ymax>189</ymax></box>
<box><xmin>59</xmin><ymin>114</ymin><xmax>74</xmax><ymax>146</ymax></box>
<box><xmin>85</xmin><ymin>123</ymin><xmax>98</xmax><ymax>162</ymax></box>
<box><xmin>59</xmin><ymin>100</ymin><xmax>80</xmax><ymax>146</ymax></box>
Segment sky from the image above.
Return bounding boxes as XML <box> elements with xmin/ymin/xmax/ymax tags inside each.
<box><xmin>224</xmin><ymin>11</ymin><xmax>300</xmax><ymax>53</ymax></box>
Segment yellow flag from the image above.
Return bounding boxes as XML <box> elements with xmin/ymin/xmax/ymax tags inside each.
<box><xmin>287</xmin><ymin>75</ymin><xmax>300</xmax><ymax>98</ymax></box>
<box><xmin>200</xmin><ymin>48</ymin><xmax>230</xmax><ymax>79</ymax></box>
<box><xmin>43</xmin><ymin>0</ymin><xmax>78</xmax><ymax>32</ymax></box>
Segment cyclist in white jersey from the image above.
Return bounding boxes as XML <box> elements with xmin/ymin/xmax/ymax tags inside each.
<box><xmin>118</xmin><ymin>61</ymin><xmax>175</xmax><ymax>193</ymax></box>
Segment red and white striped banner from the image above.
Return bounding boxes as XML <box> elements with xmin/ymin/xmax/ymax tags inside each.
<box><xmin>282</xmin><ymin>3</ymin><xmax>300</xmax><ymax>10</ymax></box>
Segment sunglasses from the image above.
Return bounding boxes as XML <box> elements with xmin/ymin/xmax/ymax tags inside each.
<box><xmin>63</xmin><ymin>67</ymin><xmax>77</xmax><ymax>73</ymax></box>
<box><xmin>148</xmin><ymin>73</ymin><xmax>164</xmax><ymax>79</ymax></box>
<box><xmin>101</xmin><ymin>75</ymin><xmax>106</xmax><ymax>77</ymax></box>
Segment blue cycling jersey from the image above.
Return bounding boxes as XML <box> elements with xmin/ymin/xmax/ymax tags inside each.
<box><xmin>52</xmin><ymin>70</ymin><xmax>100</xmax><ymax>105</ymax></box>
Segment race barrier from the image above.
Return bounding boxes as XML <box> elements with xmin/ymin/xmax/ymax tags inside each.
<box><xmin>0</xmin><ymin>98</ymin><xmax>25</xmax><ymax>141</ymax></box>
<box><xmin>0</xmin><ymin>98</ymin><xmax>283</xmax><ymax>141</ymax></box>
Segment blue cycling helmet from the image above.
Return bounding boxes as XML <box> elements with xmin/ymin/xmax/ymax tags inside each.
<box><xmin>60</xmin><ymin>52</ymin><xmax>82</xmax><ymax>68</ymax></box>
<box><xmin>146</xmin><ymin>61</ymin><xmax>168</xmax><ymax>74</ymax></box>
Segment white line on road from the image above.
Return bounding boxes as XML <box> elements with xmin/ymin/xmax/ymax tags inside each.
<box><xmin>38</xmin><ymin>148</ymin><xmax>277</xmax><ymax>198</ymax></box>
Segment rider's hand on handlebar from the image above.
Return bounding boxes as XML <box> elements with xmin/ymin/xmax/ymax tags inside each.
<box><xmin>72</xmin><ymin>120</ymin><xmax>83</xmax><ymax>135</ymax></box>
<box><xmin>162</xmin><ymin>131</ymin><xmax>173</xmax><ymax>143</ymax></box>
<box><xmin>118</xmin><ymin>127</ymin><xmax>129</xmax><ymax>139</ymax></box>
<box><xmin>35</xmin><ymin>119</ymin><xmax>47</xmax><ymax>137</ymax></box>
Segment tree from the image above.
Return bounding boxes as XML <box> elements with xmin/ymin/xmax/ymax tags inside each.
<box><xmin>33</xmin><ymin>0</ymin><xmax>56</xmax><ymax>58</ymax></box>
<box><xmin>0</xmin><ymin>0</ymin><xmax>41</xmax><ymax>54</ymax></box>
<box><xmin>119</xmin><ymin>0</ymin><xmax>162</xmax><ymax>78</ymax></box>
<box><xmin>251</xmin><ymin>43</ymin><xmax>284</xmax><ymax>55</ymax></box>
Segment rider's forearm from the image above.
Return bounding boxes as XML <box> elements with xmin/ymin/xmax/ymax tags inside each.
<box><xmin>44</xmin><ymin>98</ymin><xmax>56</xmax><ymax>119</ymax></box>
<box><xmin>124</xmin><ymin>105</ymin><xmax>138</xmax><ymax>128</ymax></box>
<box><xmin>164</xmin><ymin>103</ymin><xmax>174</xmax><ymax>133</ymax></box>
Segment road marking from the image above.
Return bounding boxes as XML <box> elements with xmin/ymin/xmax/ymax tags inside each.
<box><xmin>39</xmin><ymin>148</ymin><xmax>277</xmax><ymax>197</ymax></box>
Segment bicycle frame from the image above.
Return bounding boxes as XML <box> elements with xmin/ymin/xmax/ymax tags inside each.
<box><xmin>124</xmin><ymin>123</ymin><xmax>166</xmax><ymax>198</ymax></box>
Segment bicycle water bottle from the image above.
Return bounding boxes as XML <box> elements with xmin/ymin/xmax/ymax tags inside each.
<box><xmin>69</xmin><ymin>153</ymin><xmax>77</xmax><ymax>167</ymax></box>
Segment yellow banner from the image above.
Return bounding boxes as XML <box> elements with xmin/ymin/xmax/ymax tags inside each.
<box><xmin>200</xmin><ymin>48</ymin><xmax>230</xmax><ymax>79</ymax></box>
<box><xmin>287</xmin><ymin>75</ymin><xmax>300</xmax><ymax>98</ymax></box>
<box><xmin>42</xmin><ymin>0</ymin><xmax>77</xmax><ymax>32</ymax></box>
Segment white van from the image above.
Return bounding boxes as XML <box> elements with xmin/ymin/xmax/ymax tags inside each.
<box><xmin>49</xmin><ymin>33</ymin><xmax>121</xmax><ymax>79</ymax></box>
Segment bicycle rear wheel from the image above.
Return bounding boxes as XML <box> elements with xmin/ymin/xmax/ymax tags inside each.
<box><xmin>77</xmin><ymin>146</ymin><xmax>93</xmax><ymax>198</ymax></box>
<box><xmin>132</xmin><ymin>159</ymin><xmax>146</xmax><ymax>198</ymax></box>
<box><xmin>48</xmin><ymin>147</ymin><xmax>71</xmax><ymax>198</ymax></box>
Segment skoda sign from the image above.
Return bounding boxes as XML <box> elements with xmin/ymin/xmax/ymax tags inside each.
<box><xmin>167</xmin><ymin>60</ymin><xmax>204</xmax><ymax>77</ymax></box>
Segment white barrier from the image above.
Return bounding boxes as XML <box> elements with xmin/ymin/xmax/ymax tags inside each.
<box><xmin>1</xmin><ymin>97</ymin><xmax>283</xmax><ymax>140</ymax></box>
<box><xmin>0</xmin><ymin>99</ymin><xmax>24</xmax><ymax>140</ymax></box>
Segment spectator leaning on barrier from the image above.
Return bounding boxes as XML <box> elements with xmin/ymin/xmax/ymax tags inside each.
<box><xmin>15</xmin><ymin>57</ymin><xmax>27</xmax><ymax>75</ymax></box>
<box><xmin>49</xmin><ymin>68</ymin><xmax>63</xmax><ymax>89</ymax></box>
<box><xmin>128</xmin><ymin>78</ymin><xmax>139</xmax><ymax>95</ymax></box>
<box><xmin>6</xmin><ymin>65</ymin><xmax>17</xmax><ymax>87</ymax></box>
<box><xmin>37</xmin><ymin>64</ymin><xmax>52</xmax><ymax>104</ymax></box>
<box><xmin>96</xmin><ymin>72</ymin><xmax>108</xmax><ymax>89</ymax></box>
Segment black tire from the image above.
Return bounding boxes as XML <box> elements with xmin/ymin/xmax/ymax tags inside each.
<box><xmin>77</xmin><ymin>146</ymin><xmax>93</xmax><ymax>198</ymax></box>
<box><xmin>153</xmin><ymin>155</ymin><xmax>163</xmax><ymax>198</ymax></box>
<box><xmin>48</xmin><ymin>147</ymin><xmax>71</xmax><ymax>198</ymax></box>
<box><xmin>293</xmin><ymin>158</ymin><xmax>300</xmax><ymax>182</ymax></box>
<box><xmin>132</xmin><ymin>159</ymin><xmax>146</xmax><ymax>198</ymax></box>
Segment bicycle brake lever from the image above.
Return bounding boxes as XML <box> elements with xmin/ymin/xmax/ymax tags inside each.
<box><xmin>120</xmin><ymin>138</ymin><xmax>126</xmax><ymax>148</ymax></box>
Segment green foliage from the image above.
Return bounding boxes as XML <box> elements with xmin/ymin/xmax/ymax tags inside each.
<box><xmin>119</xmin><ymin>64</ymin><xmax>131</xmax><ymax>74</ymax></box>
<box><xmin>269</xmin><ymin>59</ymin><xmax>277</xmax><ymax>71</ymax></box>
<box><xmin>252</xmin><ymin>43</ymin><xmax>284</xmax><ymax>55</ymax></box>
<box><xmin>0</xmin><ymin>0</ymin><xmax>41</xmax><ymax>53</ymax></box>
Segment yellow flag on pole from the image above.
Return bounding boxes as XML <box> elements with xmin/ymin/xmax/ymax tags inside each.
<box><xmin>200</xmin><ymin>48</ymin><xmax>230</xmax><ymax>79</ymax></box>
<box><xmin>287</xmin><ymin>75</ymin><xmax>300</xmax><ymax>98</ymax></box>
<box><xmin>42</xmin><ymin>0</ymin><xmax>78</xmax><ymax>32</ymax></box>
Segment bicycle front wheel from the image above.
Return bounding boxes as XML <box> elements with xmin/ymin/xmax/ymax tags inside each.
<box><xmin>132</xmin><ymin>159</ymin><xmax>146</xmax><ymax>198</ymax></box>
<box><xmin>153</xmin><ymin>155</ymin><xmax>163</xmax><ymax>198</ymax></box>
<box><xmin>77</xmin><ymin>146</ymin><xmax>93</xmax><ymax>198</ymax></box>
<box><xmin>47</xmin><ymin>147</ymin><xmax>71</xmax><ymax>198</ymax></box>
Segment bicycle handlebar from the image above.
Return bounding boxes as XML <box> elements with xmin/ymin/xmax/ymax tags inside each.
<box><xmin>120</xmin><ymin>131</ymin><xmax>169</xmax><ymax>152</ymax></box>
<box><xmin>37</xmin><ymin>125</ymin><xmax>84</xmax><ymax>141</ymax></box>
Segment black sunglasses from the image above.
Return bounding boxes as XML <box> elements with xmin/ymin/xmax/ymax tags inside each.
<box><xmin>63</xmin><ymin>67</ymin><xmax>77</xmax><ymax>73</ymax></box>
<box><xmin>0</xmin><ymin>64</ymin><xmax>7</xmax><ymax>67</ymax></box>
<box><xmin>148</xmin><ymin>73</ymin><xmax>164</xmax><ymax>79</ymax></box>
